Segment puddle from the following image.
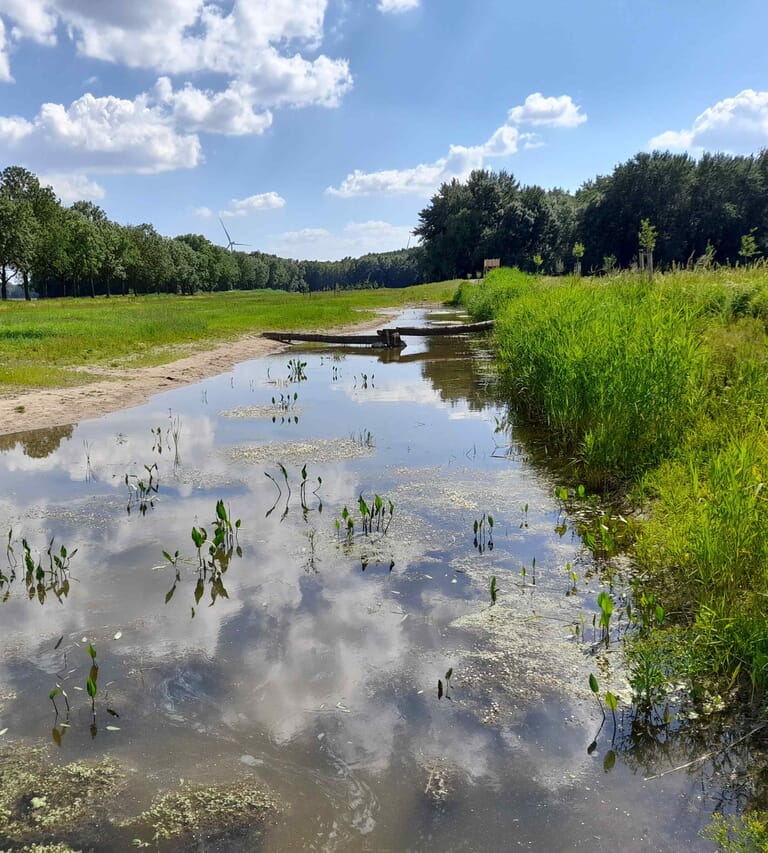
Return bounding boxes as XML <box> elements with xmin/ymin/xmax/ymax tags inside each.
<box><xmin>0</xmin><ymin>310</ymin><xmax>721</xmax><ymax>850</ymax></box>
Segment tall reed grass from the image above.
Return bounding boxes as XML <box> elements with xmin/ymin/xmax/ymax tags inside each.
<box><xmin>461</xmin><ymin>266</ymin><xmax>768</xmax><ymax>694</ymax></box>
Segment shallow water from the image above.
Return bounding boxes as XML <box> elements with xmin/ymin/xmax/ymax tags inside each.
<box><xmin>0</xmin><ymin>309</ymin><xmax>720</xmax><ymax>850</ymax></box>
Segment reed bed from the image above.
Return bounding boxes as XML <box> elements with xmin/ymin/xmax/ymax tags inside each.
<box><xmin>460</xmin><ymin>266</ymin><xmax>768</xmax><ymax>694</ymax></box>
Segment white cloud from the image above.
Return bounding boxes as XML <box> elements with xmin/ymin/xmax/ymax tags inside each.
<box><xmin>649</xmin><ymin>89</ymin><xmax>768</xmax><ymax>154</ymax></box>
<box><xmin>0</xmin><ymin>1</ymin><xmax>352</xmax><ymax>109</ymax></box>
<box><xmin>153</xmin><ymin>77</ymin><xmax>273</xmax><ymax>136</ymax></box>
<box><xmin>326</xmin><ymin>93</ymin><xmax>585</xmax><ymax>198</ymax></box>
<box><xmin>194</xmin><ymin>206</ymin><xmax>213</xmax><ymax>218</ymax></box>
<box><xmin>378</xmin><ymin>0</ymin><xmax>420</xmax><ymax>12</ymax></box>
<box><xmin>37</xmin><ymin>172</ymin><xmax>106</xmax><ymax>203</ymax></box>
<box><xmin>0</xmin><ymin>114</ymin><xmax>31</xmax><ymax>143</ymax></box>
<box><xmin>279</xmin><ymin>227</ymin><xmax>332</xmax><ymax>244</ymax></box>
<box><xmin>507</xmin><ymin>93</ymin><xmax>587</xmax><ymax>128</ymax></box>
<box><xmin>219</xmin><ymin>192</ymin><xmax>287</xmax><ymax>218</ymax></box>
<box><xmin>0</xmin><ymin>89</ymin><xmax>201</xmax><ymax>174</ymax></box>
<box><xmin>326</xmin><ymin>126</ymin><xmax>522</xmax><ymax>198</ymax></box>
<box><xmin>0</xmin><ymin>18</ymin><xmax>12</xmax><ymax>82</ymax></box>
<box><xmin>271</xmin><ymin>220</ymin><xmax>414</xmax><ymax>259</ymax></box>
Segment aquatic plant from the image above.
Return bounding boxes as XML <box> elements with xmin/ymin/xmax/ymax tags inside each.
<box><xmin>437</xmin><ymin>667</ymin><xmax>453</xmax><ymax>700</ymax></box>
<box><xmin>597</xmin><ymin>590</ymin><xmax>614</xmax><ymax>645</ymax></box>
<box><xmin>472</xmin><ymin>512</ymin><xmax>493</xmax><ymax>554</ymax></box>
<box><xmin>489</xmin><ymin>575</ymin><xmax>498</xmax><ymax>605</ymax></box>
<box><xmin>287</xmin><ymin>357</ymin><xmax>308</xmax><ymax>383</ymax></box>
<box><xmin>125</xmin><ymin>463</ymin><xmax>159</xmax><ymax>516</ymax></box>
<box><xmin>336</xmin><ymin>494</ymin><xmax>394</xmax><ymax>544</ymax></box>
<box><xmin>270</xmin><ymin>391</ymin><xmax>298</xmax><ymax>424</ymax></box>
<box><xmin>164</xmin><ymin>500</ymin><xmax>241</xmax><ymax>611</ymax></box>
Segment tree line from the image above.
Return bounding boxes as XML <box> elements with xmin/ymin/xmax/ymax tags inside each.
<box><xmin>415</xmin><ymin>150</ymin><xmax>768</xmax><ymax>278</ymax></box>
<box><xmin>4</xmin><ymin>151</ymin><xmax>768</xmax><ymax>300</ymax></box>
<box><xmin>0</xmin><ymin>166</ymin><xmax>424</xmax><ymax>300</ymax></box>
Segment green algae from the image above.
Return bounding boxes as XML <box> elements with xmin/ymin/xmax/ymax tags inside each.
<box><xmin>119</xmin><ymin>780</ymin><xmax>277</xmax><ymax>845</ymax></box>
<box><xmin>0</xmin><ymin>746</ymin><xmax>123</xmax><ymax>845</ymax></box>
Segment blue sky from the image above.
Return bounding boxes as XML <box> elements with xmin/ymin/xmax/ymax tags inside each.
<box><xmin>0</xmin><ymin>0</ymin><xmax>767</xmax><ymax>260</ymax></box>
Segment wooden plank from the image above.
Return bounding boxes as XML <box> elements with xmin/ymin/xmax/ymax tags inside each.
<box><xmin>394</xmin><ymin>320</ymin><xmax>494</xmax><ymax>336</ymax></box>
<box><xmin>261</xmin><ymin>331</ymin><xmax>399</xmax><ymax>347</ymax></box>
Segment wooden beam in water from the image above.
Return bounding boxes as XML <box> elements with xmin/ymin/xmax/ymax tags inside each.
<box><xmin>261</xmin><ymin>320</ymin><xmax>493</xmax><ymax>349</ymax></box>
<box><xmin>394</xmin><ymin>320</ymin><xmax>494</xmax><ymax>336</ymax></box>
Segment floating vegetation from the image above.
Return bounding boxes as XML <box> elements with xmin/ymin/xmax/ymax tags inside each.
<box><xmin>0</xmin><ymin>747</ymin><xmax>124</xmax><ymax>844</ymax></box>
<box><xmin>227</xmin><ymin>438</ymin><xmax>373</xmax><ymax>466</ymax></box>
<box><xmin>219</xmin><ymin>404</ymin><xmax>301</xmax><ymax>421</ymax></box>
<box><xmin>125</xmin><ymin>463</ymin><xmax>159</xmax><ymax>516</ymax></box>
<box><xmin>1</xmin><ymin>532</ymin><xmax>76</xmax><ymax>605</ymax></box>
<box><xmin>118</xmin><ymin>779</ymin><xmax>277</xmax><ymax>846</ymax></box>
<box><xmin>472</xmin><ymin>512</ymin><xmax>493</xmax><ymax>554</ymax></box>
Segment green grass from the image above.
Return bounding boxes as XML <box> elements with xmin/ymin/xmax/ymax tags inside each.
<box><xmin>0</xmin><ymin>281</ymin><xmax>457</xmax><ymax>392</ymax></box>
<box><xmin>458</xmin><ymin>265</ymin><xmax>768</xmax><ymax>698</ymax></box>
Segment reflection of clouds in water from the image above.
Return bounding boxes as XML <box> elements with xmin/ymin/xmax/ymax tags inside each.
<box><xmin>0</xmin><ymin>411</ymin><xmax>220</xmax><ymax>502</ymax></box>
<box><xmin>343</xmin><ymin>379</ymin><xmax>443</xmax><ymax>407</ymax></box>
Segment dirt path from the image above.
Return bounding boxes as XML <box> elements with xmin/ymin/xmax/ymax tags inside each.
<box><xmin>0</xmin><ymin>314</ymin><xmax>393</xmax><ymax>436</ymax></box>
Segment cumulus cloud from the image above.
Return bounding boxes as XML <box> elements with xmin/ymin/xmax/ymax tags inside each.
<box><xmin>0</xmin><ymin>18</ymin><xmax>12</xmax><ymax>82</ymax></box>
<box><xmin>37</xmin><ymin>172</ymin><xmax>106</xmax><ymax>203</ymax></box>
<box><xmin>507</xmin><ymin>92</ymin><xmax>587</xmax><ymax>128</ymax></box>
<box><xmin>378</xmin><ymin>0</ymin><xmax>420</xmax><ymax>12</ymax></box>
<box><xmin>272</xmin><ymin>220</ymin><xmax>414</xmax><ymax>260</ymax></box>
<box><xmin>153</xmin><ymin>77</ymin><xmax>273</xmax><ymax>135</ymax></box>
<box><xmin>326</xmin><ymin>93</ymin><xmax>585</xmax><ymax>198</ymax></box>
<box><xmin>649</xmin><ymin>89</ymin><xmax>768</xmax><ymax>154</ymax></box>
<box><xmin>0</xmin><ymin>1</ymin><xmax>352</xmax><ymax>108</ymax></box>
<box><xmin>220</xmin><ymin>192</ymin><xmax>287</xmax><ymax>217</ymax></box>
<box><xmin>194</xmin><ymin>206</ymin><xmax>213</xmax><ymax>218</ymax></box>
<box><xmin>0</xmin><ymin>89</ymin><xmax>201</xmax><ymax>174</ymax></box>
<box><xmin>327</xmin><ymin>131</ymin><xmax>521</xmax><ymax>198</ymax></box>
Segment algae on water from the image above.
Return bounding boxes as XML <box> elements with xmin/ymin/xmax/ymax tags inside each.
<box><xmin>119</xmin><ymin>780</ymin><xmax>277</xmax><ymax>844</ymax></box>
<box><xmin>0</xmin><ymin>747</ymin><xmax>124</xmax><ymax>844</ymax></box>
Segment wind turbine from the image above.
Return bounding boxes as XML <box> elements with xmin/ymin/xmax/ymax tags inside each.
<box><xmin>219</xmin><ymin>217</ymin><xmax>252</xmax><ymax>253</ymax></box>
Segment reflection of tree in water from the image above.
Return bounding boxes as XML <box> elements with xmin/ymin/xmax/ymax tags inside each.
<box><xmin>415</xmin><ymin>335</ymin><xmax>501</xmax><ymax>412</ymax></box>
<box><xmin>610</xmin><ymin>708</ymin><xmax>768</xmax><ymax>817</ymax></box>
<box><xmin>0</xmin><ymin>424</ymin><xmax>75</xmax><ymax>458</ymax></box>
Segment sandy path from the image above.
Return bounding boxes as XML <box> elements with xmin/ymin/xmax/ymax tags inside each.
<box><xmin>0</xmin><ymin>314</ymin><xmax>394</xmax><ymax>436</ymax></box>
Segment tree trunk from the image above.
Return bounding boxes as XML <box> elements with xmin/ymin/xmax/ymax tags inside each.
<box><xmin>90</xmin><ymin>277</ymin><xmax>95</xmax><ymax>298</ymax></box>
<box><xmin>0</xmin><ymin>266</ymin><xmax>7</xmax><ymax>301</ymax></box>
<box><xmin>22</xmin><ymin>270</ymin><xmax>30</xmax><ymax>301</ymax></box>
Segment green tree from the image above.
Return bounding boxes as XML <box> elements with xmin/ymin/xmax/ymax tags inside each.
<box><xmin>572</xmin><ymin>241</ymin><xmax>585</xmax><ymax>276</ymax></box>
<box><xmin>739</xmin><ymin>229</ymin><xmax>760</xmax><ymax>265</ymax></box>
<box><xmin>638</xmin><ymin>218</ymin><xmax>657</xmax><ymax>275</ymax></box>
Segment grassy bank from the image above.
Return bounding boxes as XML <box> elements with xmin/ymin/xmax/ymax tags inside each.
<box><xmin>457</xmin><ymin>266</ymin><xmax>768</xmax><ymax>700</ymax></box>
<box><xmin>0</xmin><ymin>282</ymin><xmax>457</xmax><ymax>393</ymax></box>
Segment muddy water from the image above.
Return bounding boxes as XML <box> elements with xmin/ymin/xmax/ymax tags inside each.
<box><xmin>0</xmin><ymin>309</ymin><xmax>717</xmax><ymax>851</ymax></box>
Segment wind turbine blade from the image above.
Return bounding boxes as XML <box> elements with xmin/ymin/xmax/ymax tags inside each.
<box><xmin>219</xmin><ymin>216</ymin><xmax>233</xmax><ymax>246</ymax></box>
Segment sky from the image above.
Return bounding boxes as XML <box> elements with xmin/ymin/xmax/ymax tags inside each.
<box><xmin>0</xmin><ymin>0</ymin><xmax>767</xmax><ymax>261</ymax></box>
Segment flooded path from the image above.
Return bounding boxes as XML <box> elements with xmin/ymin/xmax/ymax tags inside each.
<box><xmin>0</xmin><ymin>309</ymin><xmax>718</xmax><ymax>850</ymax></box>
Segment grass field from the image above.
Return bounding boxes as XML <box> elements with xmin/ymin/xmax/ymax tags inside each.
<box><xmin>457</xmin><ymin>265</ymin><xmax>768</xmax><ymax>702</ymax></box>
<box><xmin>0</xmin><ymin>282</ymin><xmax>457</xmax><ymax>392</ymax></box>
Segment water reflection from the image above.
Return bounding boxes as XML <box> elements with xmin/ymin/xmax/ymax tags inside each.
<box><xmin>0</xmin><ymin>423</ymin><xmax>75</xmax><ymax>459</ymax></box>
<box><xmin>0</xmin><ymin>311</ymin><xmax>724</xmax><ymax>850</ymax></box>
